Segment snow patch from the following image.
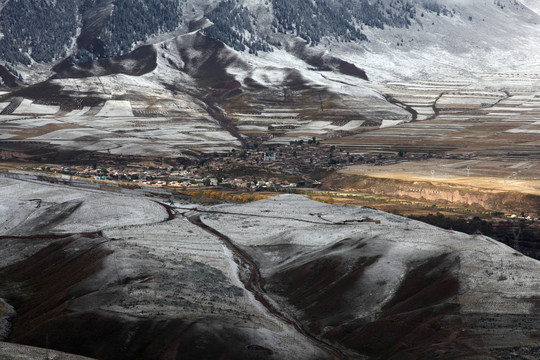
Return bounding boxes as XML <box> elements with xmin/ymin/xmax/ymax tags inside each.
<box><xmin>96</xmin><ymin>100</ymin><xmax>134</xmax><ymax>117</ymax></box>
<box><xmin>12</xmin><ymin>99</ymin><xmax>59</xmax><ymax>115</ymax></box>
<box><xmin>380</xmin><ymin>119</ymin><xmax>404</xmax><ymax>128</ymax></box>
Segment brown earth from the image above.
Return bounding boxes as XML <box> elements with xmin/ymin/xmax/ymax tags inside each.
<box><xmin>268</xmin><ymin>248</ymin><xmax>470</xmax><ymax>359</ymax></box>
<box><xmin>52</xmin><ymin>45</ymin><xmax>157</xmax><ymax>79</ymax></box>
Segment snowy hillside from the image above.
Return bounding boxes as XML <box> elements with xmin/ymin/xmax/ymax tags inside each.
<box><xmin>345</xmin><ymin>0</ymin><xmax>540</xmax><ymax>81</ymax></box>
<box><xmin>2</xmin><ymin>177</ymin><xmax>540</xmax><ymax>358</ymax></box>
<box><xmin>1</xmin><ymin>0</ymin><xmax>540</xmax><ymax>169</ymax></box>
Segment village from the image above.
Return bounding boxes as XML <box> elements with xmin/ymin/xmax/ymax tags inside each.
<box><xmin>35</xmin><ymin>140</ymin><xmax>459</xmax><ymax>191</ymax></box>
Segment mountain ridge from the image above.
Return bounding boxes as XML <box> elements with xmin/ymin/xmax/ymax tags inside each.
<box><xmin>1</xmin><ymin>0</ymin><xmax>540</xmax><ymax>85</ymax></box>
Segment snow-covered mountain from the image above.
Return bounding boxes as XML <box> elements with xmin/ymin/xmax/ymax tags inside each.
<box><xmin>1</xmin><ymin>0</ymin><xmax>540</xmax><ymax>157</ymax></box>
<box><xmin>1</xmin><ymin>0</ymin><xmax>540</xmax><ymax>84</ymax></box>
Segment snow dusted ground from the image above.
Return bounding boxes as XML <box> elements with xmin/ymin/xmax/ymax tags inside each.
<box><xmin>327</xmin><ymin>0</ymin><xmax>540</xmax><ymax>82</ymax></box>
<box><xmin>2</xmin><ymin>179</ymin><xmax>540</xmax><ymax>357</ymax></box>
<box><xmin>223</xmin><ymin>45</ymin><xmax>412</xmax><ymax>136</ymax></box>
<box><xmin>96</xmin><ymin>100</ymin><xmax>134</xmax><ymax>117</ymax></box>
<box><xmin>0</xmin><ymin>176</ymin><xmax>166</xmax><ymax>235</ymax></box>
<box><xmin>0</xmin><ymin>178</ymin><xmax>329</xmax><ymax>359</ymax></box>
<box><xmin>8</xmin><ymin>2</ymin><xmax>540</xmax><ymax>154</ymax></box>
<box><xmin>10</xmin><ymin>19</ymin><xmax>540</xmax><ymax>154</ymax></box>
<box><xmin>344</xmin><ymin>67</ymin><xmax>540</xmax><ymax>172</ymax></box>
<box><xmin>379</xmin><ymin>119</ymin><xmax>405</xmax><ymax>128</ymax></box>
<box><xmin>11</xmin><ymin>99</ymin><xmax>59</xmax><ymax>115</ymax></box>
<box><xmin>102</xmin><ymin>218</ymin><xmax>326</xmax><ymax>358</ymax></box>
<box><xmin>200</xmin><ymin>194</ymin><xmax>540</xmax><ymax>346</ymax></box>
<box><xmin>0</xmin><ymin>342</ymin><xmax>94</xmax><ymax>360</ymax></box>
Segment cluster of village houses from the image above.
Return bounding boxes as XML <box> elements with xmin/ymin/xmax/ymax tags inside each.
<box><xmin>40</xmin><ymin>163</ymin><xmax>300</xmax><ymax>190</ymax></box>
<box><xmin>38</xmin><ymin>143</ymin><xmax>475</xmax><ymax>190</ymax></box>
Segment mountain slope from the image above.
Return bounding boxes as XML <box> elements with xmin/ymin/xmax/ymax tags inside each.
<box><xmin>201</xmin><ymin>194</ymin><xmax>540</xmax><ymax>358</ymax></box>
<box><xmin>2</xmin><ymin>0</ymin><xmax>540</xmax><ymax>83</ymax></box>
<box><xmin>3</xmin><ymin>177</ymin><xmax>540</xmax><ymax>359</ymax></box>
<box><xmin>0</xmin><ymin>28</ymin><xmax>411</xmax><ymax>158</ymax></box>
<box><xmin>1</xmin><ymin>0</ymin><xmax>539</xmax><ymax>162</ymax></box>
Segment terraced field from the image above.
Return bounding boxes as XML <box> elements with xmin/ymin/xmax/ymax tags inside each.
<box><xmin>323</xmin><ymin>69</ymin><xmax>540</xmax><ymax>216</ymax></box>
<box><xmin>332</xmin><ymin>69</ymin><xmax>540</xmax><ymax>158</ymax></box>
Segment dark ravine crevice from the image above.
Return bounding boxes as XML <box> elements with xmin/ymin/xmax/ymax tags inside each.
<box><xmin>383</xmin><ymin>94</ymin><xmax>418</xmax><ymax>121</ymax></box>
<box><xmin>153</xmin><ymin>201</ymin><xmax>176</xmax><ymax>221</ymax></box>
<box><xmin>203</xmin><ymin>86</ymin><xmax>248</xmax><ymax>149</ymax></box>
<box><xmin>485</xmin><ymin>91</ymin><xmax>510</xmax><ymax>108</ymax></box>
<box><xmin>429</xmin><ymin>91</ymin><xmax>445</xmax><ymax>119</ymax></box>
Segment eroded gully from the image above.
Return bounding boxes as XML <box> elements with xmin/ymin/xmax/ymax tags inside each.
<box><xmin>182</xmin><ymin>210</ymin><xmax>345</xmax><ymax>360</ymax></box>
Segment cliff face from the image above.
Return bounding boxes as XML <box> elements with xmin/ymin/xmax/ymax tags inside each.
<box><xmin>323</xmin><ymin>174</ymin><xmax>540</xmax><ymax>217</ymax></box>
<box><xmin>391</xmin><ymin>183</ymin><xmax>540</xmax><ymax>217</ymax></box>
